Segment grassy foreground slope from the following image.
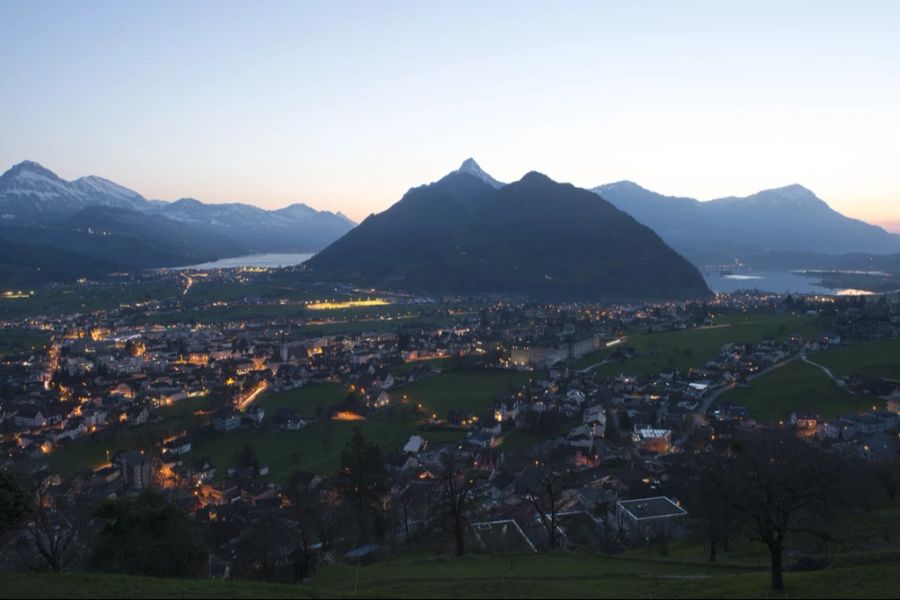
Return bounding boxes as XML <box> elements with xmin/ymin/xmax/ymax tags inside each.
<box><xmin>1</xmin><ymin>554</ymin><xmax>898</xmax><ymax>599</ymax></box>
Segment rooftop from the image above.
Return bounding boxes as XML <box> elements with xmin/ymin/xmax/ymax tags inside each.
<box><xmin>617</xmin><ymin>496</ymin><xmax>687</xmax><ymax>520</ymax></box>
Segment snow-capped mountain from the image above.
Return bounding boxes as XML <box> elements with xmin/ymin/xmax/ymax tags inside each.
<box><xmin>0</xmin><ymin>160</ymin><xmax>151</xmax><ymax>222</ymax></box>
<box><xmin>455</xmin><ymin>158</ymin><xmax>505</xmax><ymax>189</ymax></box>
<box><xmin>0</xmin><ymin>161</ymin><xmax>356</xmax><ymax>252</ymax></box>
<box><xmin>152</xmin><ymin>198</ymin><xmax>355</xmax><ymax>252</ymax></box>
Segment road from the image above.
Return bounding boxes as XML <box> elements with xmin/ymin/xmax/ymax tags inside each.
<box><xmin>800</xmin><ymin>350</ymin><xmax>844</xmax><ymax>387</ymax></box>
<box><xmin>679</xmin><ymin>352</ymin><xmax>802</xmax><ymax>444</ymax></box>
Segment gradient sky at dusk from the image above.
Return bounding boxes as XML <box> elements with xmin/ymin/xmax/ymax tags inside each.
<box><xmin>2</xmin><ymin>0</ymin><xmax>898</xmax><ymax>229</ymax></box>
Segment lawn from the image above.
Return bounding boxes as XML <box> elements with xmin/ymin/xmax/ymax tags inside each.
<box><xmin>811</xmin><ymin>338</ymin><xmax>900</xmax><ymax>381</ymax></box>
<box><xmin>578</xmin><ymin>312</ymin><xmax>821</xmax><ymax>377</ymax></box>
<box><xmin>188</xmin><ymin>370</ymin><xmax>537</xmax><ymax>481</ymax></box>
<box><xmin>41</xmin><ymin>369</ymin><xmax>532</xmax><ymax>482</ymax></box>
<box><xmin>255</xmin><ymin>383</ymin><xmax>348</xmax><ymax>415</ymax></box>
<box><xmin>500</xmin><ymin>429</ymin><xmax>548</xmax><ymax>452</ymax></box>
<box><xmin>0</xmin><ymin>328</ymin><xmax>48</xmax><ymax>355</ymax></box>
<box><xmin>390</xmin><ymin>369</ymin><xmax>536</xmax><ymax>418</ymax></box>
<box><xmin>0</xmin><ymin>281</ymin><xmax>181</xmax><ymax>320</ymax></box>
<box><xmin>186</xmin><ymin>415</ymin><xmax>418</xmax><ymax>482</ymax></box>
<box><xmin>717</xmin><ymin>360</ymin><xmax>880</xmax><ymax>423</ymax></box>
<box><xmin>2</xmin><ymin>557</ymin><xmax>898</xmax><ymax>598</ymax></box>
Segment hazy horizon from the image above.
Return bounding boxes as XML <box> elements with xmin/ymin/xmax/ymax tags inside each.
<box><xmin>2</xmin><ymin>0</ymin><xmax>899</xmax><ymax>230</ymax></box>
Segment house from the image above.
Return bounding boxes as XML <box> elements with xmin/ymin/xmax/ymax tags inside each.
<box><xmin>272</xmin><ymin>408</ymin><xmax>307</xmax><ymax>430</ymax></box>
<box><xmin>14</xmin><ymin>406</ymin><xmax>47</xmax><ymax>429</ymax></box>
<box><xmin>634</xmin><ymin>428</ymin><xmax>672</xmax><ymax>454</ymax></box>
<box><xmin>240</xmin><ymin>480</ymin><xmax>278</xmax><ymax>506</ymax></box>
<box><xmin>792</xmin><ymin>413</ymin><xmax>819</xmax><ymax>437</ymax></box>
<box><xmin>583</xmin><ymin>404</ymin><xmax>607</xmax><ymax>437</ymax></box>
<box><xmin>188</xmin><ymin>457</ymin><xmax>216</xmax><ymax>484</ymax></box>
<box><xmin>162</xmin><ymin>434</ymin><xmax>192</xmax><ymax>456</ymax></box>
<box><xmin>212</xmin><ymin>408</ymin><xmax>241</xmax><ymax>433</ymax></box>
<box><xmin>568</xmin><ymin>424</ymin><xmax>604</xmax><ymax>449</ymax></box>
<box><xmin>385</xmin><ymin>453</ymin><xmax>418</xmax><ymax>473</ymax></box>
<box><xmin>201</xmin><ymin>481</ymin><xmax>240</xmax><ymax>505</ymax></box>
<box><xmin>402</xmin><ymin>434</ymin><xmax>426</xmax><ymax>455</ymax></box>
<box><xmin>243</xmin><ymin>406</ymin><xmax>265</xmax><ymax>426</ymax></box>
<box><xmin>615</xmin><ymin>496</ymin><xmax>687</xmax><ymax>539</ymax></box>
<box><xmin>822</xmin><ymin>332</ymin><xmax>842</xmax><ymax>346</ymax></box>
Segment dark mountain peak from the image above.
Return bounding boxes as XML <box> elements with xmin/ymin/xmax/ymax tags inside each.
<box><xmin>1</xmin><ymin>160</ymin><xmax>62</xmax><ymax>181</ymax></box>
<box><xmin>310</xmin><ymin>169</ymin><xmax>710</xmax><ymax>302</ymax></box>
<box><xmin>516</xmin><ymin>170</ymin><xmax>556</xmax><ymax>186</ymax></box>
<box><xmin>454</xmin><ymin>158</ymin><xmax>504</xmax><ymax>188</ymax></box>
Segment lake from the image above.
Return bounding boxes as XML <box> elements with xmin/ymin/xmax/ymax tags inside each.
<box><xmin>175</xmin><ymin>253</ymin><xmax>314</xmax><ymax>270</ymax></box>
<box><xmin>704</xmin><ymin>270</ymin><xmax>875</xmax><ymax>295</ymax></box>
<box><xmin>173</xmin><ymin>255</ymin><xmax>877</xmax><ymax>296</ymax></box>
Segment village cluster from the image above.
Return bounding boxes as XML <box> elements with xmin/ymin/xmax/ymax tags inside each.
<box><xmin>1</xmin><ymin>275</ymin><xmax>899</xmax><ymax>576</ymax></box>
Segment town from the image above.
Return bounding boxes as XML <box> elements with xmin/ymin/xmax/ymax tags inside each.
<box><xmin>1</xmin><ymin>267</ymin><xmax>898</xmax><ymax>593</ymax></box>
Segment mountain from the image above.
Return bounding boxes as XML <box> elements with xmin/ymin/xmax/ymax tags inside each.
<box><xmin>0</xmin><ymin>206</ymin><xmax>248</xmax><ymax>270</ymax></box>
<box><xmin>593</xmin><ymin>181</ymin><xmax>900</xmax><ymax>266</ymax></box>
<box><xmin>456</xmin><ymin>157</ymin><xmax>505</xmax><ymax>188</ymax></box>
<box><xmin>0</xmin><ymin>237</ymin><xmax>118</xmax><ymax>285</ymax></box>
<box><xmin>0</xmin><ymin>161</ymin><xmax>152</xmax><ymax>223</ymax></box>
<box><xmin>152</xmin><ymin>198</ymin><xmax>354</xmax><ymax>253</ymax></box>
<box><xmin>0</xmin><ymin>161</ymin><xmax>355</xmax><ymax>255</ymax></box>
<box><xmin>308</xmin><ymin>160</ymin><xmax>711</xmax><ymax>302</ymax></box>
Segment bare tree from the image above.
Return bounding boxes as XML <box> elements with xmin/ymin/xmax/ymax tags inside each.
<box><xmin>234</xmin><ymin>510</ymin><xmax>298</xmax><ymax>581</ymax></box>
<box><xmin>688</xmin><ymin>451</ymin><xmax>741</xmax><ymax>562</ymax></box>
<box><xmin>284</xmin><ymin>471</ymin><xmax>324</xmax><ymax>578</ymax></box>
<box><xmin>436</xmin><ymin>451</ymin><xmax>480</xmax><ymax>557</ymax></box>
<box><xmin>524</xmin><ymin>454</ymin><xmax>570</xmax><ymax>550</ymax></box>
<box><xmin>26</xmin><ymin>479</ymin><xmax>90</xmax><ymax>572</ymax></box>
<box><xmin>397</xmin><ymin>482</ymin><xmax>415</xmax><ymax>545</ymax></box>
<box><xmin>716</xmin><ymin>430</ymin><xmax>849</xmax><ymax>591</ymax></box>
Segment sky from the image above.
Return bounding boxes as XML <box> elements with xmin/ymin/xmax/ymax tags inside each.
<box><xmin>1</xmin><ymin>0</ymin><xmax>899</xmax><ymax>229</ymax></box>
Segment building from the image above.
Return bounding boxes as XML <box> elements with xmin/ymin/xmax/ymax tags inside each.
<box><xmin>113</xmin><ymin>450</ymin><xmax>153</xmax><ymax>490</ymax></box>
<box><xmin>212</xmin><ymin>408</ymin><xmax>241</xmax><ymax>432</ymax></box>
<box><xmin>510</xmin><ymin>334</ymin><xmax>604</xmax><ymax>368</ymax></box>
<box><xmin>615</xmin><ymin>496</ymin><xmax>687</xmax><ymax>539</ymax></box>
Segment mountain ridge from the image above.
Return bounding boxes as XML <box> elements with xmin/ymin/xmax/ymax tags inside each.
<box><xmin>0</xmin><ymin>160</ymin><xmax>356</xmax><ymax>255</ymax></box>
<box><xmin>592</xmin><ymin>180</ymin><xmax>900</xmax><ymax>264</ymax></box>
<box><xmin>309</xmin><ymin>162</ymin><xmax>711</xmax><ymax>302</ymax></box>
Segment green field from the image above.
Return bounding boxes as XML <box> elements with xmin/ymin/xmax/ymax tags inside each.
<box><xmin>186</xmin><ymin>416</ymin><xmax>418</xmax><ymax>482</ymax></box>
<box><xmin>812</xmin><ymin>338</ymin><xmax>900</xmax><ymax>381</ymax></box>
<box><xmin>255</xmin><ymin>383</ymin><xmax>348</xmax><ymax>414</ymax></box>
<box><xmin>718</xmin><ymin>360</ymin><xmax>880</xmax><ymax>423</ymax></box>
<box><xmin>0</xmin><ymin>282</ymin><xmax>181</xmax><ymax>320</ymax></box>
<box><xmin>389</xmin><ymin>369</ymin><xmax>536</xmax><ymax>417</ymax></box>
<box><xmin>40</xmin><ymin>369</ymin><xmax>530</xmax><ymax>482</ymax></box>
<box><xmin>1</xmin><ymin>556</ymin><xmax>897</xmax><ymax>598</ymax></box>
<box><xmin>575</xmin><ymin>312</ymin><xmax>822</xmax><ymax>376</ymax></box>
<box><xmin>0</xmin><ymin>328</ymin><xmax>48</xmax><ymax>354</ymax></box>
<box><xmin>187</xmin><ymin>371</ymin><xmax>534</xmax><ymax>481</ymax></box>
